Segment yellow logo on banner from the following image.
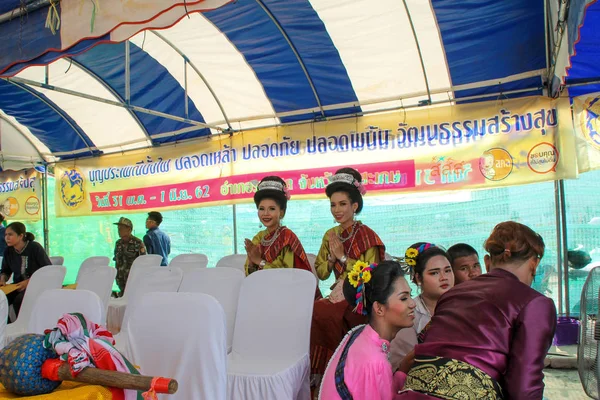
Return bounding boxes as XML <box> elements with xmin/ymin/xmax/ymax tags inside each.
<box><xmin>2</xmin><ymin>197</ymin><xmax>19</xmax><ymax>217</ymax></box>
<box><xmin>59</xmin><ymin>168</ymin><xmax>85</xmax><ymax>209</ymax></box>
<box><xmin>479</xmin><ymin>148</ymin><xmax>513</xmax><ymax>181</ymax></box>
<box><xmin>580</xmin><ymin>96</ymin><xmax>600</xmax><ymax>150</ymax></box>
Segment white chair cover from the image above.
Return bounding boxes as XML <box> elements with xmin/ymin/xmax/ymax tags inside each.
<box><xmin>76</xmin><ymin>256</ymin><xmax>111</xmax><ymax>282</ymax></box>
<box><xmin>169</xmin><ymin>260</ymin><xmax>206</xmax><ymax>280</ymax></box>
<box><xmin>28</xmin><ymin>289</ymin><xmax>103</xmax><ymax>334</ymax></box>
<box><xmin>76</xmin><ymin>266</ymin><xmax>117</xmax><ymax>325</ymax></box>
<box><xmin>49</xmin><ymin>256</ymin><xmax>64</xmax><ymax>265</ymax></box>
<box><xmin>0</xmin><ymin>292</ymin><xmax>8</xmax><ymax>349</ymax></box>
<box><xmin>215</xmin><ymin>254</ymin><xmax>247</xmax><ymax>274</ymax></box>
<box><xmin>178</xmin><ymin>267</ymin><xmax>244</xmax><ymax>352</ymax></box>
<box><xmin>106</xmin><ymin>254</ymin><xmax>163</xmax><ymax>333</ymax></box>
<box><xmin>384</xmin><ymin>252</ymin><xmax>393</xmax><ymax>261</ymax></box>
<box><xmin>305</xmin><ymin>253</ymin><xmax>319</xmax><ymax>277</ymax></box>
<box><xmin>114</xmin><ymin>266</ymin><xmax>183</xmax><ymax>354</ymax></box>
<box><xmin>170</xmin><ymin>253</ymin><xmax>208</xmax><ymax>268</ymax></box>
<box><xmin>6</xmin><ymin>265</ymin><xmax>67</xmax><ymax>343</ymax></box>
<box><xmin>127</xmin><ymin>292</ymin><xmax>227</xmax><ymax>400</ymax></box>
<box><xmin>228</xmin><ymin>269</ymin><xmax>316</xmax><ymax>400</ymax></box>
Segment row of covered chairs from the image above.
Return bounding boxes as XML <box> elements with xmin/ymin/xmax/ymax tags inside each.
<box><xmin>0</xmin><ymin>265</ymin><xmax>316</xmax><ymax>399</ymax></box>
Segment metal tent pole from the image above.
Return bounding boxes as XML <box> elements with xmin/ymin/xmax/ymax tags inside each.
<box><xmin>554</xmin><ymin>180</ymin><xmax>564</xmax><ymax>315</ymax></box>
<box><xmin>42</xmin><ymin>165</ymin><xmax>49</xmax><ymax>252</ymax></box>
<box><xmin>559</xmin><ymin>179</ymin><xmax>570</xmax><ymax>316</ymax></box>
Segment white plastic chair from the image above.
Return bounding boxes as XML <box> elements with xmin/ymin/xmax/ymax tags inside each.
<box><xmin>75</xmin><ymin>256</ymin><xmax>111</xmax><ymax>282</ymax></box>
<box><xmin>178</xmin><ymin>267</ymin><xmax>244</xmax><ymax>352</ymax></box>
<box><xmin>114</xmin><ymin>266</ymin><xmax>183</xmax><ymax>355</ymax></box>
<box><xmin>28</xmin><ymin>289</ymin><xmax>103</xmax><ymax>334</ymax></box>
<box><xmin>76</xmin><ymin>266</ymin><xmax>117</xmax><ymax>325</ymax></box>
<box><xmin>0</xmin><ymin>292</ymin><xmax>8</xmax><ymax>349</ymax></box>
<box><xmin>227</xmin><ymin>269</ymin><xmax>316</xmax><ymax>400</ymax></box>
<box><xmin>6</xmin><ymin>265</ymin><xmax>67</xmax><ymax>343</ymax></box>
<box><xmin>49</xmin><ymin>256</ymin><xmax>64</xmax><ymax>265</ymax></box>
<box><xmin>215</xmin><ymin>254</ymin><xmax>247</xmax><ymax>274</ymax></box>
<box><xmin>106</xmin><ymin>254</ymin><xmax>163</xmax><ymax>333</ymax></box>
<box><xmin>170</xmin><ymin>254</ymin><xmax>208</xmax><ymax>268</ymax></box>
<box><xmin>127</xmin><ymin>292</ymin><xmax>227</xmax><ymax>400</ymax></box>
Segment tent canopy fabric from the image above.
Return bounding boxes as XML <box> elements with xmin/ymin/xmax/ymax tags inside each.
<box><xmin>0</xmin><ymin>0</ymin><xmax>583</xmax><ymax>168</ymax></box>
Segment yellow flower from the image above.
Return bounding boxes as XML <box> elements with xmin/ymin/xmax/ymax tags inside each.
<box><xmin>361</xmin><ymin>270</ymin><xmax>372</xmax><ymax>284</ymax></box>
<box><xmin>406</xmin><ymin>248</ymin><xmax>419</xmax><ymax>258</ymax></box>
<box><xmin>352</xmin><ymin>261</ymin><xmax>369</xmax><ymax>274</ymax></box>
<box><xmin>406</xmin><ymin>258</ymin><xmax>416</xmax><ymax>266</ymax></box>
<box><xmin>348</xmin><ymin>271</ymin><xmax>360</xmax><ymax>288</ymax></box>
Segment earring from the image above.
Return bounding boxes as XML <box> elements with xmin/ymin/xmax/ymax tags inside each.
<box><xmin>258</xmin><ymin>222</ymin><xmax>263</xmax><ymax>228</ymax></box>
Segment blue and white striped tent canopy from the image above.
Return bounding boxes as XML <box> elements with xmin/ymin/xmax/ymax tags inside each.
<box><xmin>0</xmin><ymin>0</ymin><xmax>594</xmax><ymax>170</ymax></box>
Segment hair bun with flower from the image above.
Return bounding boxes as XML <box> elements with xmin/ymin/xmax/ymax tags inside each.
<box><xmin>404</xmin><ymin>243</ymin><xmax>435</xmax><ymax>279</ymax></box>
<box><xmin>347</xmin><ymin>261</ymin><xmax>377</xmax><ymax>315</ymax></box>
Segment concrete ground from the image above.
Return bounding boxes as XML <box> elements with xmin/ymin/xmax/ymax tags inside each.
<box><xmin>544</xmin><ymin>344</ymin><xmax>590</xmax><ymax>399</ymax></box>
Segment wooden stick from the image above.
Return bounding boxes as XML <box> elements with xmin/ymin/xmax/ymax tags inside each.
<box><xmin>0</xmin><ymin>284</ymin><xmax>19</xmax><ymax>295</ymax></box>
<box><xmin>42</xmin><ymin>359</ymin><xmax>178</xmax><ymax>394</ymax></box>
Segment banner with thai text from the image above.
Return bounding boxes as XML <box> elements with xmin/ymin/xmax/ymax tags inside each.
<box><xmin>572</xmin><ymin>92</ymin><xmax>600</xmax><ymax>173</ymax></box>
<box><xmin>54</xmin><ymin>96</ymin><xmax>576</xmax><ymax>217</ymax></box>
<box><xmin>0</xmin><ymin>168</ymin><xmax>42</xmax><ymax>220</ymax></box>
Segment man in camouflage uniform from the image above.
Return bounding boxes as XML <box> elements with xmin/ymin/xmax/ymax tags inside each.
<box><xmin>113</xmin><ymin>217</ymin><xmax>146</xmax><ymax>296</ymax></box>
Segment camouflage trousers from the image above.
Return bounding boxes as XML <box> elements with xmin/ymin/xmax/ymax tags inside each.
<box><xmin>115</xmin><ymin>264</ymin><xmax>132</xmax><ymax>296</ymax></box>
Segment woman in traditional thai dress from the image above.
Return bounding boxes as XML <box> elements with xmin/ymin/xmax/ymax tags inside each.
<box><xmin>244</xmin><ymin>176</ymin><xmax>319</xmax><ymax>294</ymax></box>
<box><xmin>389</xmin><ymin>243</ymin><xmax>454</xmax><ymax>371</ymax></box>
<box><xmin>319</xmin><ymin>260</ymin><xmax>416</xmax><ymax>400</ymax></box>
<box><xmin>310</xmin><ymin>167</ymin><xmax>386</xmax><ymax>389</ymax></box>
<box><xmin>396</xmin><ymin>222</ymin><xmax>557</xmax><ymax>399</ymax></box>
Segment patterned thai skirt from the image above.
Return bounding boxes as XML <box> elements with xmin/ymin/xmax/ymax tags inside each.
<box><xmin>401</xmin><ymin>356</ymin><xmax>503</xmax><ymax>400</ymax></box>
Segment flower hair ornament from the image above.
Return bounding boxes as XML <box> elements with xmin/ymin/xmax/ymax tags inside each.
<box><xmin>327</xmin><ymin>173</ymin><xmax>367</xmax><ymax>195</ymax></box>
<box><xmin>347</xmin><ymin>261</ymin><xmax>377</xmax><ymax>315</ymax></box>
<box><xmin>404</xmin><ymin>243</ymin><xmax>436</xmax><ymax>280</ymax></box>
<box><xmin>257</xmin><ymin>180</ymin><xmax>291</xmax><ymax>200</ymax></box>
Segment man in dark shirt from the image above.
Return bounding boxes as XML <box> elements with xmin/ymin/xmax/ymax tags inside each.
<box><xmin>143</xmin><ymin>211</ymin><xmax>171</xmax><ymax>266</ymax></box>
<box><xmin>113</xmin><ymin>217</ymin><xmax>146</xmax><ymax>295</ymax></box>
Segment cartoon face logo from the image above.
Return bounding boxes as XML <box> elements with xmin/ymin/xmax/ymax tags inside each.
<box><xmin>580</xmin><ymin>96</ymin><xmax>600</xmax><ymax>150</ymax></box>
<box><xmin>2</xmin><ymin>197</ymin><xmax>19</xmax><ymax>217</ymax></box>
<box><xmin>60</xmin><ymin>169</ymin><xmax>85</xmax><ymax>209</ymax></box>
<box><xmin>479</xmin><ymin>153</ymin><xmax>496</xmax><ymax>180</ymax></box>
<box><xmin>479</xmin><ymin>149</ymin><xmax>513</xmax><ymax>181</ymax></box>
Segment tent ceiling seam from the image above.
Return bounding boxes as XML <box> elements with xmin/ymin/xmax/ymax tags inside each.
<box><xmin>254</xmin><ymin>0</ymin><xmax>325</xmax><ymax>118</ymax></box>
<box><xmin>402</xmin><ymin>0</ymin><xmax>432</xmax><ymax>105</ymax></box>
<box><xmin>150</xmin><ymin>30</ymin><xmax>233</xmax><ymax>131</ymax></box>
<box><xmin>68</xmin><ymin>58</ymin><xmax>153</xmax><ymax>142</ymax></box>
<box><xmin>7</xmin><ymin>80</ymin><xmax>96</xmax><ymax>155</ymax></box>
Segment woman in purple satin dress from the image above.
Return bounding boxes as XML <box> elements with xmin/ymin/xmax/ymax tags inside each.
<box><xmin>396</xmin><ymin>221</ymin><xmax>557</xmax><ymax>400</ymax></box>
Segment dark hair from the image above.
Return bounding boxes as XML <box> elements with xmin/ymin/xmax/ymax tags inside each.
<box><xmin>567</xmin><ymin>250</ymin><xmax>591</xmax><ymax>270</ymax></box>
<box><xmin>6</xmin><ymin>222</ymin><xmax>35</xmax><ymax>242</ymax></box>
<box><xmin>447</xmin><ymin>243</ymin><xmax>478</xmax><ymax>264</ymax></box>
<box><xmin>406</xmin><ymin>242</ymin><xmax>450</xmax><ymax>284</ymax></box>
<box><xmin>342</xmin><ymin>261</ymin><xmax>406</xmax><ymax>319</ymax></box>
<box><xmin>0</xmin><ymin>213</ymin><xmax>4</xmax><ymax>223</ymax></box>
<box><xmin>253</xmin><ymin>176</ymin><xmax>288</xmax><ymax>212</ymax></box>
<box><xmin>147</xmin><ymin>211</ymin><xmax>163</xmax><ymax>225</ymax></box>
<box><xmin>484</xmin><ymin>221</ymin><xmax>545</xmax><ymax>265</ymax></box>
<box><xmin>325</xmin><ymin>167</ymin><xmax>364</xmax><ymax>214</ymax></box>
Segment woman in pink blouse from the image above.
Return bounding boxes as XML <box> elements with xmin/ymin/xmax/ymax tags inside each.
<box><xmin>320</xmin><ymin>260</ymin><xmax>416</xmax><ymax>400</ymax></box>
